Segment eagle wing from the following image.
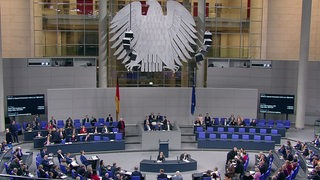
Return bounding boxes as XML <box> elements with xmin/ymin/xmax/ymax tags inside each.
<box><xmin>109</xmin><ymin>2</ymin><xmax>143</xmax><ymax>64</ymax></box>
<box><xmin>166</xmin><ymin>0</ymin><xmax>197</xmax><ymax>68</ymax></box>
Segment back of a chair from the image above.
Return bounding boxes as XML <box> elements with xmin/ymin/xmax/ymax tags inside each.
<box><xmin>209</xmin><ymin>134</ymin><xmax>216</xmax><ymax>139</ymax></box>
<box><xmin>202</xmin><ymin>177</ymin><xmax>212</xmax><ymax>180</ymax></box>
<box><xmin>254</xmin><ymin>135</ymin><xmax>261</xmax><ymax>141</ymax></box>
<box><xmin>198</xmin><ymin>132</ymin><xmax>206</xmax><ymax>139</ymax></box>
<box><xmin>232</xmin><ymin>134</ymin><xmax>239</xmax><ymax>140</ymax></box>
<box><xmin>196</xmin><ymin>126</ymin><xmax>203</xmax><ymax>132</ymax></box>
<box><xmin>131</xmin><ymin>176</ymin><xmax>141</xmax><ymax>180</ymax></box>
<box><xmin>94</xmin><ymin>135</ymin><xmax>101</xmax><ymax>141</ymax></box>
<box><xmin>259</xmin><ymin>173</ymin><xmax>265</xmax><ymax>180</ymax></box>
<box><xmin>220</xmin><ymin>134</ymin><xmax>227</xmax><ymax>139</ymax></box>
<box><xmin>207</xmin><ymin>127</ymin><xmax>214</xmax><ymax>132</ymax></box>
<box><xmin>228</xmin><ymin>127</ymin><xmax>234</xmax><ymax>133</ymax></box>
<box><xmin>264</xmin><ymin>136</ymin><xmax>272</xmax><ymax>141</ymax></box>
<box><xmin>115</xmin><ymin>133</ymin><xmax>123</xmax><ymax>140</ymax></box>
<box><xmin>242</xmin><ymin>134</ymin><xmax>249</xmax><ymax>140</ymax></box>
<box><xmin>249</xmin><ymin>128</ymin><xmax>256</xmax><ymax>134</ymax></box>
<box><xmin>60</xmin><ymin>164</ymin><xmax>67</xmax><ymax>174</ymax></box>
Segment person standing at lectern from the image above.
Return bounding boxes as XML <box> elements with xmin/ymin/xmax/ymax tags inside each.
<box><xmin>157</xmin><ymin>152</ymin><xmax>166</xmax><ymax>162</ymax></box>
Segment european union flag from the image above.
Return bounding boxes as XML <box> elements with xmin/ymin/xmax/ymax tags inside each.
<box><xmin>191</xmin><ymin>80</ymin><xmax>196</xmax><ymax>115</ymax></box>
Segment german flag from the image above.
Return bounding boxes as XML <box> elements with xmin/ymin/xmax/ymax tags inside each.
<box><xmin>115</xmin><ymin>77</ymin><xmax>120</xmax><ymax>120</ymax></box>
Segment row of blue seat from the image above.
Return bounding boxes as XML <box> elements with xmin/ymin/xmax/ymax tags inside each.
<box><xmin>23</xmin><ymin>119</ymin><xmax>119</xmax><ymax>130</ymax></box>
<box><xmin>198</xmin><ymin>132</ymin><xmax>274</xmax><ymax>142</ymax></box>
<box><xmin>196</xmin><ymin>126</ymin><xmax>280</xmax><ymax>135</ymax></box>
<box><xmin>207</xmin><ymin>118</ymin><xmax>291</xmax><ymax>128</ymax></box>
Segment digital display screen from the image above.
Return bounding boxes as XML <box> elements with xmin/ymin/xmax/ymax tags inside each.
<box><xmin>7</xmin><ymin>94</ymin><xmax>45</xmax><ymax>116</ymax></box>
<box><xmin>260</xmin><ymin>94</ymin><xmax>295</xmax><ymax>114</ymax></box>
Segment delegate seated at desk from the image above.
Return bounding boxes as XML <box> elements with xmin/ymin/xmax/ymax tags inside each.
<box><xmin>180</xmin><ymin>153</ymin><xmax>191</xmax><ymax>161</ymax></box>
<box><xmin>157</xmin><ymin>152</ymin><xmax>166</xmax><ymax>162</ymax></box>
<box><xmin>101</xmin><ymin>125</ymin><xmax>109</xmax><ymax>133</ymax></box>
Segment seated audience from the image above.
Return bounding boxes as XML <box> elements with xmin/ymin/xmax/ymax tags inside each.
<box><xmin>172</xmin><ymin>171</ymin><xmax>183</xmax><ymax>180</ymax></box>
<box><xmin>211</xmin><ymin>167</ymin><xmax>221</xmax><ymax>179</ymax></box>
<box><xmin>90</xmin><ymin>116</ymin><xmax>97</xmax><ymax>126</ymax></box>
<box><xmin>106</xmin><ymin>114</ymin><xmax>113</xmax><ymax>125</ymax></box>
<box><xmin>37</xmin><ymin>164</ymin><xmax>49</xmax><ymax>178</ymax></box>
<box><xmin>157</xmin><ymin>169</ymin><xmax>168</xmax><ymax>180</ymax></box>
<box><xmin>144</xmin><ymin>116</ymin><xmax>152</xmax><ymax>131</ymax></box>
<box><xmin>79</xmin><ymin>126</ymin><xmax>88</xmax><ymax>134</ymax></box>
<box><xmin>294</xmin><ymin>141</ymin><xmax>303</xmax><ymax>151</ymax></box>
<box><xmin>131</xmin><ymin>166</ymin><xmax>143</xmax><ymax>178</ymax></box>
<box><xmin>204</xmin><ymin>113</ymin><xmax>211</xmax><ymax>128</ymax></box>
<box><xmin>250</xmin><ymin>119</ymin><xmax>257</xmax><ymax>126</ymax></box>
<box><xmin>102</xmin><ymin>125</ymin><xmax>109</xmax><ymax>134</ymax></box>
<box><xmin>180</xmin><ymin>153</ymin><xmax>191</xmax><ymax>161</ymax></box>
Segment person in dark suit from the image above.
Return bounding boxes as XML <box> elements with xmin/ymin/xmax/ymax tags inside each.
<box><xmin>5</xmin><ymin>128</ymin><xmax>13</xmax><ymax>145</ymax></box>
<box><xmin>14</xmin><ymin>147</ymin><xmax>23</xmax><ymax>160</ymax></box>
<box><xmin>64</xmin><ymin>153</ymin><xmax>72</xmax><ymax>164</ymax></box>
<box><xmin>40</xmin><ymin>147</ymin><xmax>49</xmax><ymax>158</ymax></box>
<box><xmin>131</xmin><ymin>166</ymin><xmax>143</xmax><ymax>178</ymax></box>
<box><xmin>42</xmin><ymin>155</ymin><xmax>52</xmax><ymax>172</ymax></box>
<box><xmin>9</xmin><ymin>120</ymin><xmax>19</xmax><ymax>143</ymax></box>
<box><xmin>37</xmin><ymin>164</ymin><xmax>49</xmax><ymax>178</ymax></box>
<box><xmin>157</xmin><ymin>152</ymin><xmax>166</xmax><ymax>162</ymax></box>
<box><xmin>157</xmin><ymin>169</ymin><xmax>168</xmax><ymax>180</ymax></box>
<box><xmin>180</xmin><ymin>153</ymin><xmax>191</xmax><ymax>161</ymax></box>
<box><xmin>285</xmin><ymin>149</ymin><xmax>294</xmax><ymax>161</ymax></box>
<box><xmin>82</xmin><ymin>115</ymin><xmax>90</xmax><ymax>126</ymax></box>
<box><xmin>80</xmin><ymin>150</ymin><xmax>91</xmax><ymax>167</ymax></box>
<box><xmin>226</xmin><ymin>147</ymin><xmax>238</xmax><ymax>164</ymax></box>
<box><xmin>106</xmin><ymin>114</ymin><xmax>113</xmax><ymax>125</ymax></box>
<box><xmin>156</xmin><ymin>113</ymin><xmax>163</xmax><ymax>122</ymax></box>
<box><xmin>204</xmin><ymin>113</ymin><xmax>212</xmax><ymax>128</ymax></box>
<box><xmin>57</xmin><ymin>149</ymin><xmax>65</xmax><ymax>163</ymax></box>
<box><xmin>51</xmin><ymin>128</ymin><xmax>62</xmax><ymax>144</ymax></box>
<box><xmin>143</xmin><ymin>116</ymin><xmax>152</xmax><ymax>131</ymax></box>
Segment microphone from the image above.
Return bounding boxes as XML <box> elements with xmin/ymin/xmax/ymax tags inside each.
<box><xmin>150</xmin><ymin>155</ymin><xmax>152</xmax><ymax>160</ymax></box>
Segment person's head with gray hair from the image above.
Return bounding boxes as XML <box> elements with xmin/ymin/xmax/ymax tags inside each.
<box><xmin>175</xmin><ymin>171</ymin><xmax>181</xmax><ymax>176</ymax></box>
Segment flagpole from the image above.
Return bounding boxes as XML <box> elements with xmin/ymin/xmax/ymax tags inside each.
<box><xmin>190</xmin><ymin>67</ymin><xmax>197</xmax><ymax>125</ymax></box>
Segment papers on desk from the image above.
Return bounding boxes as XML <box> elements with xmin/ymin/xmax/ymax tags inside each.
<box><xmin>125</xmin><ymin>171</ymin><xmax>132</xmax><ymax>175</ymax></box>
<box><xmin>307</xmin><ymin>163</ymin><xmax>314</xmax><ymax>168</ymax></box>
<box><xmin>308</xmin><ymin>168</ymin><xmax>314</xmax><ymax>173</ymax></box>
<box><xmin>156</xmin><ymin>160</ymin><xmax>162</xmax><ymax>163</ymax></box>
<box><xmin>167</xmin><ymin>175</ymin><xmax>172</xmax><ymax>178</ymax></box>
<box><xmin>71</xmin><ymin>161</ymin><xmax>79</xmax><ymax>167</ymax></box>
<box><xmin>249</xmin><ymin>171</ymin><xmax>255</xmax><ymax>175</ymax></box>
<box><xmin>91</xmin><ymin>156</ymin><xmax>98</xmax><ymax>160</ymax></box>
<box><xmin>61</xmin><ymin>175</ymin><xmax>68</xmax><ymax>179</ymax></box>
<box><xmin>183</xmin><ymin>159</ymin><xmax>190</xmax><ymax>163</ymax></box>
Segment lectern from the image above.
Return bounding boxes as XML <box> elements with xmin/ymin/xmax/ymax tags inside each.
<box><xmin>159</xmin><ymin>139</ymin><xmax>169</xmax><ymax>157</ymax></box>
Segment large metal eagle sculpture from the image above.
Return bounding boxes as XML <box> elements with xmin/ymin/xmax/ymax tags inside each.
<box><xmin>109</xmin><ymin>0</ymin><xmax>198</xmax><ymax>72</ymax></box>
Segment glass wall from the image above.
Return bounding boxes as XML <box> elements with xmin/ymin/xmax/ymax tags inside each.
<box><xmin>34</xmin><ymin>0</ymin><xmax>99</xmax><ymax>57</ymax></box>
<box><xmin>33</xmin><ymin>0</ymin><xmax>262</xmax><ymax>87</ymax></box>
